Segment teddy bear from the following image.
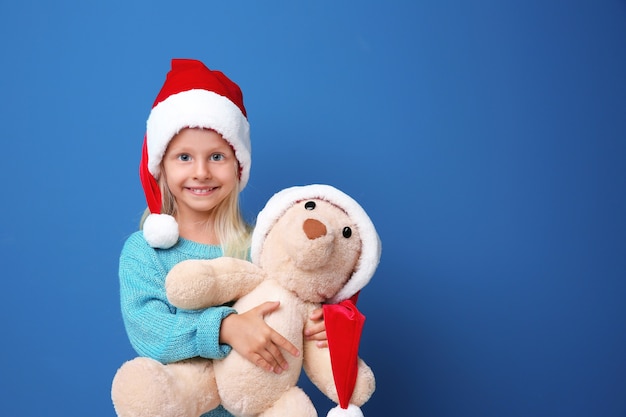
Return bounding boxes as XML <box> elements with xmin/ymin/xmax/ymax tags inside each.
<box><xmin>111</xmin><ymin>184</ymin><xmax>381</xmax><ymax>417</ymax></box>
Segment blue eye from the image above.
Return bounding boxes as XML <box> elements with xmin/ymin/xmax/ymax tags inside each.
<box><xmin>211</xmin><ymin>153</ymin><xmax>225</xmax><ymax>161</ymax></box>
<box><xmin>178</xmin><ymin>154</ymin><xmax>191</xmax><ymax>162</ymax></box>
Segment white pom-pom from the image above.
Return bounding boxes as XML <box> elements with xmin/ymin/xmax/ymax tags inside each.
<box><xmin>327</xmin><ymin>404</ymin><xmax>364</xmax><ymax>417</ymax></box>
<box><xmin>143</xmin><ymin>214</ymin><xmax>179</xmax><ymax>249</ymax></box>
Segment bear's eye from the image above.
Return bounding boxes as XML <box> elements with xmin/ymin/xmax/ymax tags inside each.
<box><xmin>305</xmin><ymin>201</ymin><xmax>316</xmax><ymax>210</ymax></box>
<box><xmin>342</xmin><ymin>227</ymin><xmax>352</xmax><ymax>238</ymax></box>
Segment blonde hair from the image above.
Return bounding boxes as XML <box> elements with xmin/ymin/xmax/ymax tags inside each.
<box><xmin>140</xmin><ymin>167</ymin><xmax>252</xmax><ymax>260</ymax></box>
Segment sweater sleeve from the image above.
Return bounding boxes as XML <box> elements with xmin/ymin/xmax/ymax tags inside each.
<box><xmin>119</xmin><ymin>233</ymin><xmax>236</xmax><ymax>364</ymax></box>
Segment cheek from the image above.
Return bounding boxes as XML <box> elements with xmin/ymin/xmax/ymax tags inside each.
<box><xmin>162</xmin><ymin>161</ymin><xmax>179</xmax><ymax>180</ymax></box>
<box><xmin>162</xmin><ymin>167</ymin><xmax>183</xmax><ymax>187</ymax></box>
<box><xmin>216</xmin><ymin>163</ymin><xmax>240</xmax><ymax>183</ymax></box>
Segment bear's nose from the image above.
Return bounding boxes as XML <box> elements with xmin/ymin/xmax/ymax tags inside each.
<box><xmin>303</xmin><ymin>218</ymin><xmax>327</xmax><ymax>240</ymax></box>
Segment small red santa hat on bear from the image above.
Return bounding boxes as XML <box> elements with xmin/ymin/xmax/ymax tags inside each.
<box><xmin>139</xmin><ymin>59</ymin><xmax>251</xmax><ymax>249</ymax></box>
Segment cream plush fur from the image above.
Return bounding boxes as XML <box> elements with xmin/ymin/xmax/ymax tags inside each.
<box><xmin>112</xmin><ymin>185</ymin><xmax>379</xmax><ymax>417</ymax></box>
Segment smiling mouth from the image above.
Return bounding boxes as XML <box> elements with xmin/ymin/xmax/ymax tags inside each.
<box><xmin>186</xmin><ymin>187</ymin><xmax>218</xmax><ymax>195</ymax></box>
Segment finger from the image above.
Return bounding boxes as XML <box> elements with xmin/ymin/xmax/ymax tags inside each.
<box><xmin>253</xmin><ymin>354</ymin><xmax>274</xmax><ymax>373</ymax></box>
<box><xmin>271</xmin><ymin>330</ymin><xmax>299</xmax><ymax>358</ymax></box>
<box><xmin>316</xmin><ymin>340</ymin><xmax>328</xmax><ymax>349</ymax></box>
<box><xmin>264</xmin><ymin>344</ymin><xmax>289</xmax><ymax>373</ymax></box>
<box><xmin>307</xmin><ymin>330</ymin><xmax>327</xmax><ymax>341</ymax></box>
<box><xmin>305</xmin><ymin>322</ymin><xmax>325</xmax><ymax>337</ymax></box>
<box><xmin>257</xmin><ymin>344</ymin><xmax>291</xmax><ymax>374</ymax></box>
<box><xmin>309</xmin><ymin>308</ymin><xmax>324</xmax><ymax>320</ymax></box>
<box><xmin>254</xmin><ymin>301</ymin><xmax>281</xmax><ymax>317</ymax></box>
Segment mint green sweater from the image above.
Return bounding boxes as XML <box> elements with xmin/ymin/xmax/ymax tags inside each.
<box><xmin>119</xmin><ymin>231</ymin><xmax>236</xmax><ymax>417</ymax></box>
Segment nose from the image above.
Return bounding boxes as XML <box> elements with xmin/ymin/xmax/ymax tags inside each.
<box><xmin>303</xmin><ymin>218</ymin><xmax>327</xmax><ymax>240</ymax></box>
<box><xmin>194</xmin><ymin>161</ymin><xmax>211</xmax><ymax>179</ymax></box>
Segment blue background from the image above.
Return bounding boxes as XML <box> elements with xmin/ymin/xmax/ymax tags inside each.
<box><xmin>1</xmin><ymin>1</ymin><xmax>625</xmax><ymax>416</ymax></box>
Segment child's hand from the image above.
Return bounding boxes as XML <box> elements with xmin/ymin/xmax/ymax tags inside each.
<box><xmin>304</xmin><ymin>307</ymin><xmax>328</xmax><ymax>348</ymax></box>
<box><xmin>220</xmin><ymin>301</ymin><xmax>299</xmax><ymax>374</ymax></box>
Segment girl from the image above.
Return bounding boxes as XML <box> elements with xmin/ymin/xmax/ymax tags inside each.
<box><xmin>114</xmin><ymin>59</ymin><xmax>326</xmax><ymax>417</ymax></box>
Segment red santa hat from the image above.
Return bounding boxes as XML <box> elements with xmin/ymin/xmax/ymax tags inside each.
<box><xmin>139</xmin><ymin>59</ymin><xmax>251</xmax><ymax>249</ymax></box>
<box><xmin>251</xmin><ymin>184</ymin><xmax>381</xmax><ymax>416</ymax></box>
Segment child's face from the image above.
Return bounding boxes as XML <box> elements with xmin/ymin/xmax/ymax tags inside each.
<box><xmin>162</xmin><ymin>128</ymin><xmax>239</xmax><ymax>221</ymax></box>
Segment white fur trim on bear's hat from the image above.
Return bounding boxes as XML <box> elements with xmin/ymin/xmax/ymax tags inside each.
<box><xmin>327</xmin><ymin>404</ymin><xmax>364</xmax><ymax>417</ymax></box>
<box><xmin>251</xmin><ymin>184</ymin><xmax>381</xmax><ymax>303</ymax></box>
<box><xmin>139</xmin><ymin>59</ymin><xmax>251</xmax><ymax>249</ymax></box>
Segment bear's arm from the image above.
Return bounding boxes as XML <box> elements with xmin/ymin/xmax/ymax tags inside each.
<box><xmin>302</xmin><ymin>334</ymin><xmax>337</xmax><ymax>401</ymax></box>
<box><xmin>165</xmin><ymin>257</ymin><xmax>266</xmax><ymax>310</ymax></box>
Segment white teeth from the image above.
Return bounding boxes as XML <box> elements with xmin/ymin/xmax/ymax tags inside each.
<box><xmin>189</xmin><ymin>187</ymin><xmax>213</xmax><ymax>194</ymax></box>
